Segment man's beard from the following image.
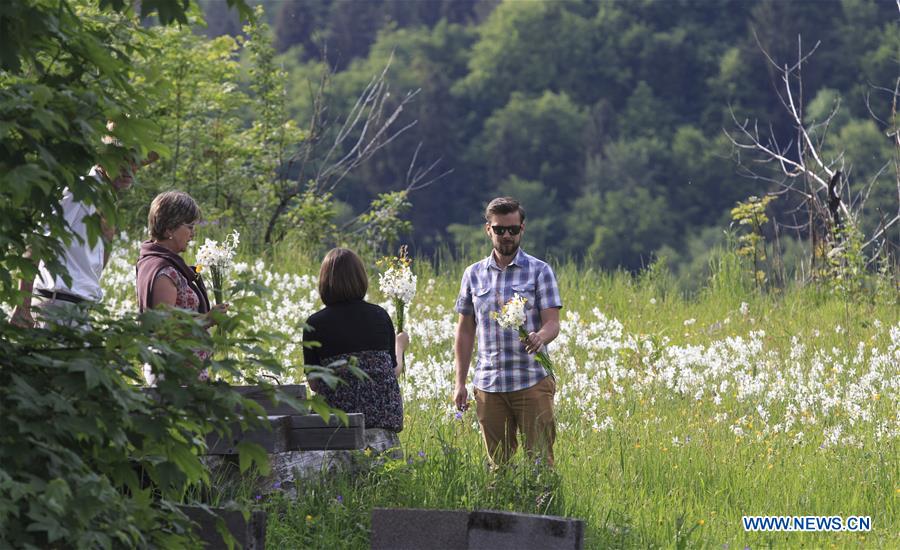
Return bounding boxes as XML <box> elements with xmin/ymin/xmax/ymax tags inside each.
<box><xmin>494</xmin><ymin>241</ymin><xmax>519</xmax><ymax>257</ymax></box>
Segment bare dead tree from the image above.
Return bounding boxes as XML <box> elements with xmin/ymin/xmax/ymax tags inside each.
<box><xmin>339</xmin><ymin>141</ymin><xmax>453</xmax><ymax>238</ymax></box>
<box><xmin>725</xmin><ymin>35</ymin><xmax>900</xmax><ymax>275</ymax></box>
<box><xmin>866</xmin><ymin>75</ymin><xmax>900</xmax><ymax>265</ymax></box>
<box><xmin>263</xmin><ymin>53</ymin><xmax>446</xmax><ymax>244</ymax></box>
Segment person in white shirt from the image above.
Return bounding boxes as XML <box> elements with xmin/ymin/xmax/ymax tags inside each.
<box><xmin>9</xmin><ymin>161</ymin><xmax>141</xmax><ymax>329</ymax></box>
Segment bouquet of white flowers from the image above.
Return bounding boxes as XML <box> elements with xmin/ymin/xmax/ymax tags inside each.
<box><xmin>194</xmin><ymin>230</ymin><xmax>240</xmax><ymax>305</ymax></box>
<box><xmin>492</xmin><ymin>293</ymin><xmax>556</xmax><ymax>380</ymax></box>
<box><xmin>378</xmin><ymin>245</ymin><xmax>416</xmax><ymax>332</ymax></box>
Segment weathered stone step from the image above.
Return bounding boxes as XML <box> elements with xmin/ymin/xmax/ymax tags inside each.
<box><xmin>232</xmin><ymin>384</ymin><xmax>307</xmax><ymax>416</ymax></box>
<box><xmin>178</xmin><ymin>504</ymin><xmax>266</xmax><ymax>549</ymax></box>
<box><xmin>205</xmin><ymin>413</ymin><xmax>365</xmax><ymax>455</ymax></box>
<box><xmin>371</xmin><ymin>508</ymin><xmax>584</xmax><ymax>550</ymax></box>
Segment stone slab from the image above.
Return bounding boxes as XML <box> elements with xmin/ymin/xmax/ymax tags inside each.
<box><xmin>204</xmin><ymin>413</ymin><xmax>365</xmax><ymax>455</ymax></box>
<box><xmin>178</xmin><ymin>505</ymin><xmax>266</xmax><ymax>549</ymax></box>
<box><xmin>369</xmin><ymin>508</ymin><xmax>584</xmax><ymax>550</ymax></box>
<box><xmin>468</xmin><ymin>509</ymin><xmax>583</xmax><ymax>549</ymax></box>
<box><xmin>205</xmin><ymin>415</ymin><xmax>292</xmax><ymax>455</ymax></box>
<box><xmin>371</xmin><ymin>508</ymin><xmax>470</xmax><ymax>550</ymax></box>
<box><xmin>234</xmin><ymin>384</ymin><xmax>307</xmax><ymax>416</ymax></box>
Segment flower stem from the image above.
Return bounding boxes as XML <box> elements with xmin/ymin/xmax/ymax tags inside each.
<box><xmin>518</xmin><ymin>326</ymin><xmax>556</xmax><ymax>381</ymax></box>
<box><xmin>211</xmin><ymin>266</ymin><xmax>224</xmax><ymax>305</ymax></box>
<box><xmin>394</xmin><ymin>297</ymin><xmax>405</xmax><ymax>333</ymax></box>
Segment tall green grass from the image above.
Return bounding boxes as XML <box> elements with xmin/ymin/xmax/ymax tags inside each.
<box><xmin>249</xmin><ymin>243</ymin><xmax>898</xmax><ymax>549</ymax></box>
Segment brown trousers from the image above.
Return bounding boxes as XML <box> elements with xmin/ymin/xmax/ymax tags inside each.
<box><xmin>473</xmin><ymin>376</ymin><xmax>556</xmax><ymax>466</ymax></box>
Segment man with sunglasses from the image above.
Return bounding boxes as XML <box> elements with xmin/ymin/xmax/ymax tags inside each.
<box><xmin>454</xmin><ymin>196</ymin><xmax>562</xmax><ymax>466</ymax></box>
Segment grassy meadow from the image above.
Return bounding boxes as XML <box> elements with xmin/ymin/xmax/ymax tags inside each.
<box><xmin>97</xmin><ymin>236</ymin><xmax>899</xmax><ymax>549</ymax></box>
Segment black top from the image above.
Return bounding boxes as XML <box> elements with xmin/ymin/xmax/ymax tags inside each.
<box><xmin>302</xmin><ymin>299</ymin><xmax>396</xmax><ymax>367</ymax></box>
<box><xmin>302</xmin><ymin>299</ymin><xmax>403</xmax><ymax>432</ymax></box>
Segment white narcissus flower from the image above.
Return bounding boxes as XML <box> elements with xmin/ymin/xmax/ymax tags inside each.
<box><xmin>194</xmin><ymin>230</ymin><xmax>240</xmax><ymax>304</ymax></box>
<box><xmin>99</xmin><ymin>238</ymin><xmax>898</xmax><ymax>447</ymax></box>
<box><xmin>494</xmin><ymin>293</ymin><xmax>527</xmax><ymax>329</ymax></box>
<box><xmin>378</xmin><ymin>246</ymin><xmax>417</xmax><ymax>332</ymax></box>
<box><xmin>195</xmin><ymin>230</ymin><xmax>240</xmax><ymax>270</ymax></box>
<box><xmin>379</xmin><ymin>263</ymin><xmax>417</xmax><ymax>304</ymax></box>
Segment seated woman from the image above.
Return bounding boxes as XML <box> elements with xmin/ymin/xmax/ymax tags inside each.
<box><xmin>302</xmin><ymin>247</ymin><xmax>409</xmax><ymax>455</ymax></box>
<box><xmin>135</xmin><ymin>190</ymin><xmax>226</xmax><ymax>383</ymax></box>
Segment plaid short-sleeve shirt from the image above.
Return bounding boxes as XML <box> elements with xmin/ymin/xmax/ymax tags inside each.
<box><xmin>455</xmin><ymin>248</ymin><xmax>562</xmax><ymax>393</ymax></box>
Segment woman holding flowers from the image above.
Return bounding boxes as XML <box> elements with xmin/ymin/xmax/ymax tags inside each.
<box><xmin>135</xmin><ymin>191</ymin><xmax>226</xmax><ymax>383</ymax></box>
<box><xmin>303</xmin><ymin>248</ymin><xmax>409</xmax><ymax>454</ymax></box>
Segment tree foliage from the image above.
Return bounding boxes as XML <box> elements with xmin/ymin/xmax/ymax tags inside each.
<box><xmin>0</xmin><ymin>1</ymin><xmax>342</xmax><ymax>547</ymax></box>
<box><xmin>215</xmin><ymin>0</ymin><xmax>898</xmax><ymax>270</ymax></box>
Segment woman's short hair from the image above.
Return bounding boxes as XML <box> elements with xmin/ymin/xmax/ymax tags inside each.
<box><xmin>484</xmin><ymin>196</ymin><xmax>526</xmax><ymax>223</ymax></box>
<box><xmin>318</xmin><ymin>248</ymin><xmax>368</xmax><ymax>305</ymax></box>
<box><xmin>148</xmin><ymin>191</ymin><xmax>201</xmax><ymax>241</ymax></box>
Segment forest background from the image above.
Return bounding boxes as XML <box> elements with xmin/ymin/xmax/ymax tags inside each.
<box><xmin>123</xmin><ymin>0</ymin><xmax>900</xmax><ymax>283</ymax></box>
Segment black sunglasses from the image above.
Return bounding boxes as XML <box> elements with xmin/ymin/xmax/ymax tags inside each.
<box><xmin>491</xmin><ymin>224</ymin><xmax>522</xmax><ymax>236</ymax></box>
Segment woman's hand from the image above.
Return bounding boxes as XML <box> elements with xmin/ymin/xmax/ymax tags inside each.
<box><xmin>395</xmin><ymin>331</ymin><xmax>410</xmax><ymax>355</ymax></box>
<box><xmin>204</xmin><ymin>302</ymin><xmax>230</xmax><ymax>328</ymax></box>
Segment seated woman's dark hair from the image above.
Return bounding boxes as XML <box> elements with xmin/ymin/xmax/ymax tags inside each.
<box><xmin>318</xmin><ymin>248</ymin><xmax>368</xmax><ymax>305</ymax></box>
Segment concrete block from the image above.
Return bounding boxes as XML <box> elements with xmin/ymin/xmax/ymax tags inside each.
<box><xmin>370</xmin><ymin>508</ymin><xmax>584</xmax><ymax>550</ymax></box>
<box><xmin>467</xmin><ymin>510</ymin><xmax>583</xmax><ymax>550</ymax></box>
<box><xmin>371</xmin><ymin>508</ymin><xmax>469</xmax><ymax>550</ymax></box>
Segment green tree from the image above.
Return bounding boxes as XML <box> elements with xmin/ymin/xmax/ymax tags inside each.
<box><xmin>0</xmin><ymin>2</ymin><xmax>330</xmax><ymax>547</ymax></box>
<box><xmin>582</xmin><ymin>186</ymin><xmax>674</xmax><ymax>271</ymax></box>
<box><xmin>619</xmin><ymin>81</ymin><xmax>676</xmax><ymax>138</ymax></box>
<box><xmin>476</xmin><ymin>91</ymin><xmax>589</xmax><ymax>204</ymax></box>
<box><xmin>1</xmin><ymin>0</ymin><xmax>160</xmax><ymax>304</ymax></box>
<box><xmin>455</xmin><ymin>0</ymin><xmax>599</xmax><ymax>113</ymax></box>
<box><xmin>128</xmin><ymin>23</ymin><xmax>252</xmax><ymax>231</ymax></box>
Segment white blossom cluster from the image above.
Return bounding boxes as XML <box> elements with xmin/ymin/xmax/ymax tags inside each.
<box><xmin>195</xmin><ymin>230</ymin><xmax>240</xmax><ymax>270</ymax></box>
<box><xmin>378</xmin><ymin>262</ymin><xmax>417</xmax><ymax>304</ymax></box>
<box><xmin>493</xmin><ymin>293</ymin><xmax>527</xmax><ymax>329</ymax></box>
<box><xmin>96</xmin><ymin>240</ymin><xmax>899</xmax><ymax>448</ymax></box>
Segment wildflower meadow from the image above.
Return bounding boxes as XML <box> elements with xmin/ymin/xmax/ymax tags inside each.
<box><xmin>96</xmin><ymin>237</ymin><xmax>899</xmax><ymax>548</ymax></box>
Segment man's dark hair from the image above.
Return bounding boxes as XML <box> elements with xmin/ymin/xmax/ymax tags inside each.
<box><xmin>484</xmin><ymin>196</ymin><xmax>526</xmax><ymax>223</ymax></box>
<box><xmin>317</xmin><ymin>247</ymin><xmax>368</xmax><ymax>305</ymax></box>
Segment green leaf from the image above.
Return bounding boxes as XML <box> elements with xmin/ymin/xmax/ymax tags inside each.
<box><xmin>236</xmin><ymin>441</ymin><xmax>270</xmax><ymax>476</ymax></box>
<box><xmin>166</xmin><ymin>444</ymin><xmax>203</xmax><ymax>484</ymax></box>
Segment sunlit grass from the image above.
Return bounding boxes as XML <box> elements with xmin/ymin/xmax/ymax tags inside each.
<box><xmin>94</xmin><ymin>238</ymin><xmax>899</xmax><ymax>548</ymax></box>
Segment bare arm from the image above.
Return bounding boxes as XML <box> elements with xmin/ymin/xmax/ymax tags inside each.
<box><xmin>524</xmin><ymin>307</ymin><xmax>561</xmax><ymax>354</ymax></box>
<box><xmin>454</xmin><ymin>313</ymin><xmax>476</xmax><ymax>410</ymax></box>
<box><xmin>394</xmin><ymin>331</ymin><xmax>409</xmax><ymax>377</ymax></box>
<box><xmin>149</xmin><ymin>275</ymin><xmax>178</xmax><ymax>309</ymax></box>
